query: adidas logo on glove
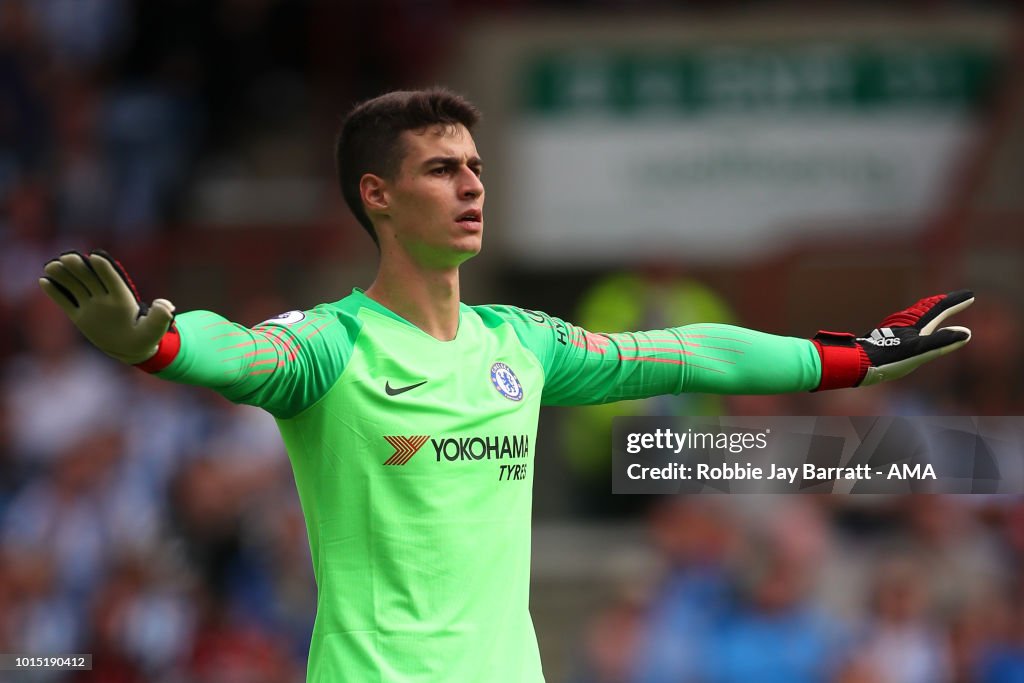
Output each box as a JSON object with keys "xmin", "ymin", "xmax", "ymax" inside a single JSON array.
[{"xmin": 859, "ymin": 328, "xmax": 901, "ymax": 347}]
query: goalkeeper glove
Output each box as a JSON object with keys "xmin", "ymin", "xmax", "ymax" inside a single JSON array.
[
  {"xmin": 39, "ymin": 250, "xmax": 178, "ymax": 367},
  {"xmin": 813, "ymin": 290, "xmax": 973, "ymax": 390}
]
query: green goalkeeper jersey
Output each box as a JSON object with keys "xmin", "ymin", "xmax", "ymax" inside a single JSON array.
[{"xmin": 157, "ymin": 289, "xmax": 821, "ymax": 682}]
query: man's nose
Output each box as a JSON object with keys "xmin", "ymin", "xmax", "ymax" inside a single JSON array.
[{"xmin": 460, "ymin": 169, "xmax": 484, "ymax": 199}]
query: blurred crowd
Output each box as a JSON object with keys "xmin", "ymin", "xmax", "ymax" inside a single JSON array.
[
  {"xmin": 2, "ymin": 0, "xmax": 1023, "ymax": 682},
  {"xmin": 0, "ymin": 297, "xmax": 315, "ymax": 682},
  {"xmin": 568, "ymin": 495, "xmax": 1024, "ymax": 683}
]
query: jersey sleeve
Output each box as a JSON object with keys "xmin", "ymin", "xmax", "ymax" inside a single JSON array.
[
  {"xmin": 485, "ymin": 305, "xmax": 822, "ymax": 406},
  {"xmin": 154, "ymin": 308, "xmax": 355, "ymax": 419}
]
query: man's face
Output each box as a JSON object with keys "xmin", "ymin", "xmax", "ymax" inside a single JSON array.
[{"xmin": 377, "ymin": 123, "xmax": 484, "ymax": 268}]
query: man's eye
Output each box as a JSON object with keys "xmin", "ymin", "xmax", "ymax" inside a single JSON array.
[{"xmin": 431, "ymin": 167, "xmax": 449, "ymax": 176}]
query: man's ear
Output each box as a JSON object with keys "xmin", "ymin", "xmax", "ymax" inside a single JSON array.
[{"xmin": 360, "ymin": 173, "xmax": 389, "ymax": 214}]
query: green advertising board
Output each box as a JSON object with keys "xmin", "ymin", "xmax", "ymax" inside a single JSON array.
[{"xmin": 502, "ymin": 41, "xmax": 1004, "ymax": 264}]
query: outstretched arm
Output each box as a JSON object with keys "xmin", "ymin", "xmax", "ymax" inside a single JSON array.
[
  {"xmin": 487, "ymin": 292, "xmax": 972, "ymax": 406},
  {"xmin": 39, "ymin": 251, "xmax": 347, "ymax": 419}
]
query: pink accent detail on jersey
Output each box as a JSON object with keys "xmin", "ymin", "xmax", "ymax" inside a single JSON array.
[
  {"xmin": 219, "ymin": 340, "xmax": 261, "ymax": 351},
  {"xmin": 566, "ymin": 329, "xmax": 747, "ymax": 369},
  {"xmin": 242, "ymin": 347, "xmax": 276, "ymax": 358},
  {"xmin": 221, "ymin": 362, "xmax": 281, "ymax": 375},
  {"xmin": 612, "ymin": 336, "xmax": 681, "ymax": 343},
  {"xmin": 616, "ymin": 345, "xmax": 736, "ymax": 365},
  {"xmin": 628, "ymin": 343, "xmax": 743, "ymax": 354},
  {"xmin": 248, "ymin": 364, "xmax": 284, "ymax": 376},
  {"xmin": 294, "ymin": 318, "xmax": 314, "ymax": 330},
  {"xmin": 683, "ymin": 334, "xmax": 752, "ymax": 344},
  {"xmin": 617, "ymin": 353, "xmax": 688, "ymax": 364},
  {"xmin": 305, "ymin": 323, "xmax": 330, "ymax": 339},
  {"xmin": 609, "ymin": 333, "xmax": 744, "ymax": 360},
  {"xmin": 684, "ymin": 344, "xmax": 744, "ymax": 353},
  {"xmin": 260, "ymin": 327, "xmax": 298, "ymax": 361},
  {"xmin": 262, "ymin": 327, "xmax": 294, "ymax": 352},
  {"xmin": 568, "ymin": 329, "xmax": 613, "ymax": 353},
  {"xmin": 616, "ymin": 355, "xmax": 727, "ymax": 373},
  {"xmin": 619, "ymin": 346, "xmax": 739, "ymax": 362},
  {"xmin": 613, "ymin": 335, "xmax": 746, "ymax": 351}
]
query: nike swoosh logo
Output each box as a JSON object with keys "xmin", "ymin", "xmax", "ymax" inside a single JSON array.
[{"xmin": 385, "ymin": 380, "xmax": 428, "ymax": 396}]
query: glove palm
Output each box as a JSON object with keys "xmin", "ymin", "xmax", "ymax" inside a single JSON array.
[{"xmin": 39, "ymin": 251, "xmax": 174, "ymax": 365}]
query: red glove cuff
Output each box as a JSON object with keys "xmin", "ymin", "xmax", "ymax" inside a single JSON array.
[
  {"xmin": 811, "ymin": 331, "xmax": 871, "ymax": 391},
  {"xmin": 135, "ymin": 327, "xmax": 181, "ymax": 374}
]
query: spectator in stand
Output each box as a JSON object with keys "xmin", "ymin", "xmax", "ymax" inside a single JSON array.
[
  {"xmin": 3, "ymin": 290, "xmax": 126, "ymax": 466},
  {"xmin": 633, "ymin": 498, "xmax": 738, "ymax": 683},
  {"xmin": 893, "ymin": 496, "xmax": 1009, "ymax": 616},
  {"xmin": 703, "ymin": 500, "xmax": 853, "ymax": 683},
  {"xmin": 858, "ymin": 556, "xmax": 953, "ymax": 683},
  {"xmin": 567, "ymin": 588, "xmax": 648, "ymax": 683},
  {"xmin": 975, "ymin": 594, "xmax": 1024, "ymax": 683}
]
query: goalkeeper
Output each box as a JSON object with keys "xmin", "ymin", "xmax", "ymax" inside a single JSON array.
[{"xmin": 38, "ymin": 88, "xmax": 973, "ymax": 683}]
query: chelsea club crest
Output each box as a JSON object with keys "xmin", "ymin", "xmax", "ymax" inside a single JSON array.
[{"xmin": 490, "ymin": 362, "xmax": 523, "ymax": 402}]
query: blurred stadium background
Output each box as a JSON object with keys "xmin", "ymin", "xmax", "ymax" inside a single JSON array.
[{"xmin": 1, "ymin": 1, "xmax": 1023, "ymax": 681}]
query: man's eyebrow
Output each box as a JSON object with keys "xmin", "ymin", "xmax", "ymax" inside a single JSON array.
[{"xmin": 422, "ymin": 155, "xmax": 484, "ymax": 168}]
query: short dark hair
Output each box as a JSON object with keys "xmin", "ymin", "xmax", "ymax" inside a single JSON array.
[{"xmin": 335, "ymin": 88, "xmax": 482, "ymax": 244}]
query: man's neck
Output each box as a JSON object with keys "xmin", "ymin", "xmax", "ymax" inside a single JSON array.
[{"xmin": 365, "ymin": 253, "xmax": 462, "ymax": 341}]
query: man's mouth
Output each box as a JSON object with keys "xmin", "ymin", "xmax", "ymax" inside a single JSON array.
[{"xmin": 456, "ymin": 209, "xmax": 482, "ymax": 230}]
